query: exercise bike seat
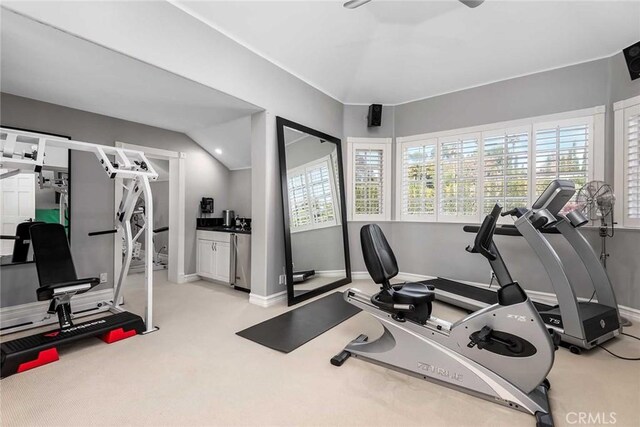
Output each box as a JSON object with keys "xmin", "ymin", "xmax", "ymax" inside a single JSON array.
[{"xmin": 393, "ymin": 283, "xmax": 435, "ymax": 305}]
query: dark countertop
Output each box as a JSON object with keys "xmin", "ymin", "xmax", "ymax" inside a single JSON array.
[{"xmin": 197, "ymin": 226, "xmax": 251, "ymax": 235}]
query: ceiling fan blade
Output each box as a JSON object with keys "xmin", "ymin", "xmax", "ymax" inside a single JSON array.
[
  {"xmin": 344, "ymin": 0, "xmax": 484, "ymax": 10},
  {"xmin": 459, "ymin": 0, "xmax": 485, "ymax": 8},
  {"xmin": 343, "ymin": 0, "xmax": 372, "ymax": 9}
]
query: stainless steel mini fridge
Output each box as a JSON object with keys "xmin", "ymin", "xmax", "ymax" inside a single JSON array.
[{"xmin": 230, "ymin": 233, "xmax": 251, "ymax": 291}]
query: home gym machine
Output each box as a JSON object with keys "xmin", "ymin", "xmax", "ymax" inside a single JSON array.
[
  {"xmin": 332, "ymin": 205, "xmax": 558, "ymax": 427},
  {"xmin": 0, "ymin": 127, "xmax": 159, "ymax": 378},
  {"xmin": 427, "ymin": 180, "xmax": 621, "ymax": 354}
]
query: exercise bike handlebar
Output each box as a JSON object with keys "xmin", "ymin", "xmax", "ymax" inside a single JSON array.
[{"xmin": 466, "ymin": 204, "xmax": 501, "ymax": 261}]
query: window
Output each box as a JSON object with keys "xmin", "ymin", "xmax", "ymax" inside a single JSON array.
[
  {"xmin": 287, "ymin": 156, "xmax": 339, "ymax": 232},
  {"xmin": 533, "ymin": 120, "xmax": 590, "ymax": 200},
  {"xmin": 614, "ymin": 96, "xmax": 640, "ymax": 228},
  {"xmin": 396, "ymin": 107, "xmax": 604, "ymax": 223},
  {"xmin": 398, "ymin": 139, "xmax": 437, "ymax": 221},
  {"xmin": 439, "ymin": 134, "xmax": 480, "ymax": 220},
  {"xmin": 482, "ymin": 128, "xmax": 529, "ymax": 213},
  {"xmin": 347, "ymin": 138, "xmax": 392, "ymax": 221}
]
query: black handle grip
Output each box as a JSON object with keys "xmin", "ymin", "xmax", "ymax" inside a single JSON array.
[
  {"xmin": 153, "ymin": 226, "xmax": 169, "ymax": 233},
  {"xmin": 0, "ymin": 235, "xmax": 19, "ymax": 240},
  {"xmin": 88, "ymin": 229, "xmax": 118, "ymax": 236},
  {"xmin": 500, "ymin": 208, "xmax": 518, "ymax": 217}
]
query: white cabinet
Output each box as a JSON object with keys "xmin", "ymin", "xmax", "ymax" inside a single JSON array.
[
  {"xmin": 196, "ymin": 238, "xmax": 215, "ymax": 278},
  {"xmin": 213, "ymin": 241, "xmax": 230, "ymax": 282},
  {"xmin": 196, "ymin": 231, "xmax": 231, "ymax": 283}
]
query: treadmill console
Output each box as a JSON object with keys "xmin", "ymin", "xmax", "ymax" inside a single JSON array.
[{"xmin": 531, "ymin": 180, "xmax": 575, "ymax": 216}]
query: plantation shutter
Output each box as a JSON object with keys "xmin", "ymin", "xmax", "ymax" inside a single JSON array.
[
  {"xmin": 306, "ymin": 162, "xmax": 336, "ymax": 226},
  {"xmin": 626, "ymin": 110, "xmax": 640, "ymax": 220},
  {"xmin": 534, "ymin": 122, "xmax": 590, "ymax": 200},
  {"xmin": 438, "ymin": 134, "xmax": 479, "ymax": 219},
  {"xmin": 400, "ymin": 140, "xmax": 437, "ymax": 220},
  {"xmin": 288, "ymin": 171, "xmax": 311, "ymax": 229},
  {"xmin": 354, "ymin": 148, "xmax": 384, "ymax": 217},
  {"xmin": 483, "ymin": 129, "xmax": 530, "ymax": 213}
]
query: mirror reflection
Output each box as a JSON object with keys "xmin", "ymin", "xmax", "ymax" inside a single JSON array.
[
  {"xmin": 0, "ymin": 131, "xmax": 70, "ymax": 266},
  {"xmin": 280, "ymin": 122, "xmax": 349, "ymax": 303}
]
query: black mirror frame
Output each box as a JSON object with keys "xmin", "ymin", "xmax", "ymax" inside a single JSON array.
[
  {"xmin": 276, "ymin": 116, "xmax": 351, "ymax": 306},
  {"xmin": 0, "ymin": 125, "xmax": 71, "ymax": 266}
]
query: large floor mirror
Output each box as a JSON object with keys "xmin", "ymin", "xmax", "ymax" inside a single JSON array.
[
  {"xmin": 277, "ymin": 117, "xmax": 350, "ymax": 305},
  {"xmin": 0, "ymin": 127, "xmax": 71, "ymax": 266}
]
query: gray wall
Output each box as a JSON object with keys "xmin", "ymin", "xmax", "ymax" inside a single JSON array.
[
  {"xmin": 286, "ymin": 135, "xmax": 337, "ymax": 169},
  {"xmin": 291, "ymin": 226, "xmax": 345, "ymax": 273},
  {"xmin": 0, "ymin": 93, "xmax": 230, "ymax": 307},
  {"xmin": 228, "ymin": 169, "xmax": 252, "ymax": 218},
  {"xmin": 343, "ymin": 105, "xmax": 395, "ymax": 139},
  {"xmin": 344, "ymin": 54, "xmax": 640, "ymax": 309},
  {"xmin": 3, "ymin": 1, "xmax": 346, "ymax": 299}
]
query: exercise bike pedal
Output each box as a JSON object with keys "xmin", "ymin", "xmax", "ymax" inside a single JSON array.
[{"xmin": 330, "ymin": 334, "xmax": 368, "ymax": 367}]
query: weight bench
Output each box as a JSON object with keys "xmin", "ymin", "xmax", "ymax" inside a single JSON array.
[
  {"xmin": 31, "ymin": 223, "xmax": 101, "ymax": 328},
  {"xmin": 0, "ymin": 223, "xmax": 146, "ymax": 378}
]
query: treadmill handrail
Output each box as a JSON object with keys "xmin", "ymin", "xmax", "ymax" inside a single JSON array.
[{"xmin": 463, "ymin": 224, "xmax": 561, "ymax": 236}]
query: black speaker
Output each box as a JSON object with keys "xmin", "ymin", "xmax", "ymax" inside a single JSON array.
[
  {"xmin": 367, "ymin": 104, "xmax": 382, "ymax": 127},
  {"xmin": 623, "ymin": 41, "xmax": 640, "ymax": 81}
]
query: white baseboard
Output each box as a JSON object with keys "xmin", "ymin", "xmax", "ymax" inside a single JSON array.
[
  {"xmin": 350, "ymin": 271, "xmax": 640, "ymax": 322},
  {"xmin": 0, "ymin": 288, "xmax": 114, "ymax": 334},
  {"xmin": 316, "ymin": 269, "xmax": 347, "ymax": 278},
  {"xmin": 179, "ymin": 273, "xmax": 201, "ymax": 283},
  {"xmin": 249, "ymin": 291, "xmax": 287, "ymax": 307},
  {"xmin": 351, "ymin": 271, "xmax": 371, "ymax": 280}
]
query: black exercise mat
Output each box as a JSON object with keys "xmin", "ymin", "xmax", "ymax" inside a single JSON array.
[{"xmin": 236, "ymin": 292, "xmax": 361, "ymax": 353}]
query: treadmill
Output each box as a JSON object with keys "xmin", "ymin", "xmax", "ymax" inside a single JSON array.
[{"xmin": 425, "ymin": 180, "xmax": 621, "ymax": 354}]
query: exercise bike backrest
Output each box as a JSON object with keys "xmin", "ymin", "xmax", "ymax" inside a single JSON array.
[
  {"xmin": 466, "ymin": 203, "xmax": 501, "ymax": 261},
  {"xmin": 360, "ymin": 224, "xmax": 398, "ymax": 290}
]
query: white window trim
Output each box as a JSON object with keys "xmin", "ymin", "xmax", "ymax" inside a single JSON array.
[
  {"xmin": 346, "ymin": 137, "xmax": 393, "ymax": 221},
  {"xmin": 614, "ymin": 95, "xmax": 640, "ymax": 229},
  {"xmin": 396, "ymin": 106, "xmax": 606, "ymax": 224},
  {"xmin": 288, "ymin": 154, "xmax": 341, "ymax": 234}
]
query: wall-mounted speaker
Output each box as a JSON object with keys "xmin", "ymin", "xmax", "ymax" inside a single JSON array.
[
  {"xmin": 367, "ymin": 104, "xmax": 382, "ymax": 127},
  {"xmin": 623, "ymin": 41, "xmax": 640, "ymax": 81}
]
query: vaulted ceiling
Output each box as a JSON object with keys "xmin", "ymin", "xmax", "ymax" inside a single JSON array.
[
  {"xmin": 0, "ymin": 9, "xmax": 260, "ymax": 170},
  {"xmin": 174, "ymin": 0, "xmax": 640, "ymax": 105}
]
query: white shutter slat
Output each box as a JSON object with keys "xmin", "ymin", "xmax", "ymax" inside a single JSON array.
[
  {"xmin": 354, "ymin": 148, "xmax": 385, "ymax": 216},
  {"xmin": 439, "ymin": 136, "xmax": 479, "ymax": 218},
  {"xmin": 627, "ymin": 113, "xmax": 640, "ymax": 219},
  {"xmin": 401, "ymin": 142, "xmax": 437, "ymax": 218},
  {"xmin": 534, "ymin": 124, "xmax": 590, "ymax": 201},
  {"xmin": 483, "ymin": 131, "xmax": 529, "ymax": 213}
]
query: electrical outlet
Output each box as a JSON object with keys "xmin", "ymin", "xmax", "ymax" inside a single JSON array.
[
  {"xmin": 100, "ymin": 273, "xmax": 108, "ymax": 283},
  {"xmin": 279, "ymin": 274, "xmax": 286, "ymax": 285}
]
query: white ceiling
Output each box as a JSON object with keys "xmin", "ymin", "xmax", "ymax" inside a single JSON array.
[
  {"xmin": 0, "ymin": 10, "xmax": 260, "ymax": 169},
  {"xmin": 174, "ymin": 0, "xmax": 640, "ymax": 105}
]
